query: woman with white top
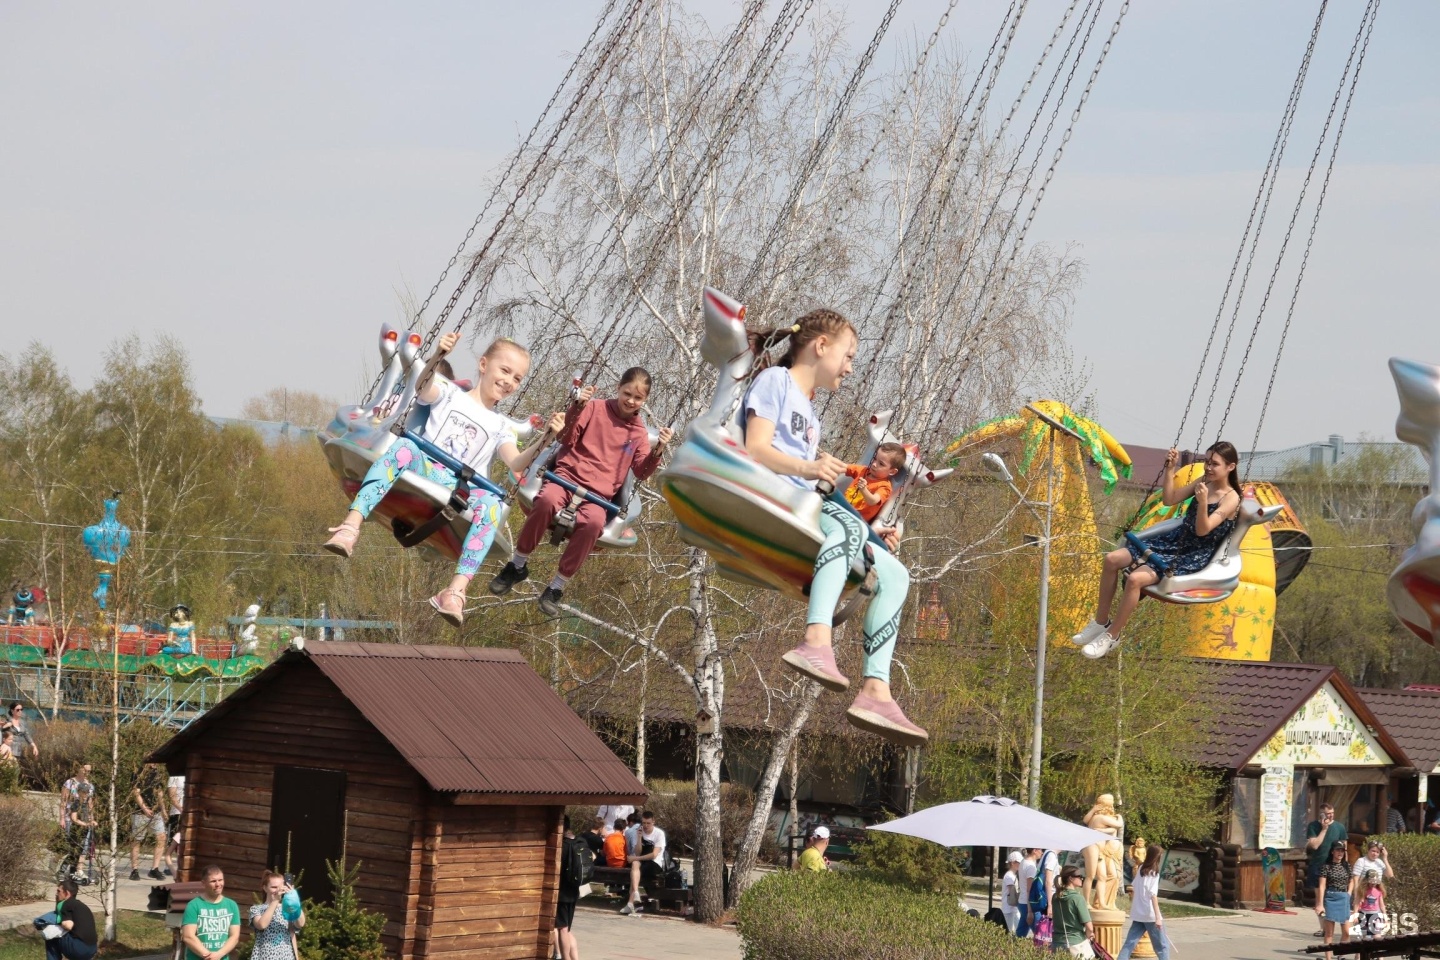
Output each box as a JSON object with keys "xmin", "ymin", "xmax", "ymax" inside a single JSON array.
[
  {"xmin": 1117, "ymin": 844, "xmax": 1169, "ymax": 960},
  {"xmin": 1000, "ymin": 851, "xmax": 1023, "ymax": 934}
]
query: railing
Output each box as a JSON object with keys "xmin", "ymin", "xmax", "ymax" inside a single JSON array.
[{"xmin": 0, "ymin": 661, "xmax": 241, "ymax": 728}]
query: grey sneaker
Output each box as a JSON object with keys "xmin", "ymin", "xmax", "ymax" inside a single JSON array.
[{"xmin": 538, "ymin": 587, "xmax": 564, "ymax": 616}]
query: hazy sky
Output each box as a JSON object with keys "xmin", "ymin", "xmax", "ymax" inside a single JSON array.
[{"xmin": 2, "ymin": 1, "xmax": 1437, "ymax": 450}]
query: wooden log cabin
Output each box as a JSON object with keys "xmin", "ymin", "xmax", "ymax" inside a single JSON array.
[{"xmin": 150, "ymin": 642, "xmax": 646, "ymax": 960}]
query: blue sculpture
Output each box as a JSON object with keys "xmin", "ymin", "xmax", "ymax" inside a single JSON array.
[{"xmin": 82, "ymin": 496, "xmax": 130, "ymax": 611}]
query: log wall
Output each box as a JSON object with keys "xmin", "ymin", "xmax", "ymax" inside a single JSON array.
[{"xmin": 178, "ymin": 660, "xmax": 425, "ymax": 956}]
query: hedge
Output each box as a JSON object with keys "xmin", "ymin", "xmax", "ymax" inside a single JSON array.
[
  {"xmin": 737, "ymin": 870, "xmax": 1039, "ymax": 960},
  {"xmin": 1369, "ymin": 834, "xmax": 1440, "ymax": 932}
]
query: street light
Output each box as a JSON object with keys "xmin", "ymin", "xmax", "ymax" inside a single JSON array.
[{"xmin": 983, "ymin": 405, "xmax": 1082, "ymax": 809}]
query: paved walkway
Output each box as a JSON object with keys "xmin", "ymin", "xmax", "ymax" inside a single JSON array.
[{"xmin": 567, "ymin": 898, "xmax": 1328, "ymax": 960}]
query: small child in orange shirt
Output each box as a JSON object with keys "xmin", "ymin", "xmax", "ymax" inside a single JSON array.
[
  {"xmin": 603, "ymin": 820, "xmax": 628, "ymax": 868},
  {"xmin": 843, "ymin": 441, "xmax": 907, "ymax": 522}
]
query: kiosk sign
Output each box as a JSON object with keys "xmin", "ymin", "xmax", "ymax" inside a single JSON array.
[{"xmin": 1252, "ymin": 683, "xmax": 1390, "ymax": 767}]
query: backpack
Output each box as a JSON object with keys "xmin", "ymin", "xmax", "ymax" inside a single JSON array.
[
  {"xmin": 1028, "ymin": 852, "xmax": 1053, "ymax": 912},
  {"xmin": 562, "ymin": 836, "xmax": 595, "ymax": 888}
]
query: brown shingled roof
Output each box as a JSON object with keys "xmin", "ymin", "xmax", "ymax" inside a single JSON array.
[
  {"xmin": 154, "ymin": 643, "xmax": 647, "ymax": 802},
  {"xmin": 1358, "ymin": 687, "xmax": 1440, "ymax": 775},
  {"xmin": 1191, "ymin": 660, "xmax": 1409, "ymax": 771}
]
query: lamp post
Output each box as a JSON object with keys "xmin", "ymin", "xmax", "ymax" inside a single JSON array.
[
  {"xmin": 982, "ymin": 406, "xmax": 1082, "ymax": 809},
  {"xmin": 83, "ymin": 493, "xmax": 130, "ymax": 942}
]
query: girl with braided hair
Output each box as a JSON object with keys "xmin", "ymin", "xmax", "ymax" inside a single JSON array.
[{"xmin": 740, "ymin": 309, "xmax": 926, "ymax": 746}]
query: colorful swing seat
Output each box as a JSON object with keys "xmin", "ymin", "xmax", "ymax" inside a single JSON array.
[
  {"xmin": 659, "ymin": 287, "xmax": 952, "ymax": 601},
  {"xmin": 319, "ymin": 324, "xmax": 535, "ymax": 562}
]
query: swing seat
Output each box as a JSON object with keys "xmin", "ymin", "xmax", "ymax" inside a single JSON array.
[
  {"xmin": 319, "ymin": 325, "xmax": 535, "ymax": 563},
  {"xmin": 1386, "ymin": 356, "xmax": 1440, "ymax": 646},
  {"xmin": 513, "ymin": 430, "xmax": 656, "ymax": 551},
  {"xmin": 658, "ymin": 287, "xmax": 953, "ymax": 601},
  {"xmin": 1128, "ymin": 496, "xmax": 1283, "ymax": 605}
]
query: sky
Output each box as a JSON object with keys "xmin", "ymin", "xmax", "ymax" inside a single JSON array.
[{"xmin": 2, "ymin": 1, "xmax": 1437, "ymax": 451}]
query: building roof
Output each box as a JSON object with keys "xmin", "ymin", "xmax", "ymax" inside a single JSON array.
[
  {"xmin": 1238, "ymin": 437, "xmax": 1427, "ymax": 483},
  {"xmin": 1358, "ymin": 687, "xmax": 1440, "ymax": 775},
  {"xmin": 153, "ymin": 642, "xmax": 647, "ymax": 801},
  {"xmin": 1191, "ymin": 660, "xmax": 1408, "ymax": 771}
]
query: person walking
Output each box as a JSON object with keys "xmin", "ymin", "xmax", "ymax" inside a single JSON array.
[
  {"xmin": 1304, "ymin": 804, "xmax": 1347, "ymax": 930},
  {"xmin": 1315, "ymin": 841, "xmax": 1354, "ymax": 960},
  {"xmin": 1117, "ymin": 844, "xmax": 1169, "ymax": 960},
  {"xmin": 1016, "ymin": 848, "xmax": 1039, "ymax": 937},
  {"xmin": 1052, "ymin": 866, "xmax": 1096, "ymax": 958},
  {"xmin": 46, "ymin": 879, "xmax": 97, "ymax": 960},
  {"xmin": 1000, "ymin": 852, "xmax": 1023, "ymax": 935},
  {"xmin": 129, "ymin": 763, "xmax": 168, "ymax": 880},
  {"xmin": 250, "ymin": 871, "xmax": 305, "ymax": 960},
  {"xmin": 553, "ymin": 816, "xmax": 583, "ymax": 960}
]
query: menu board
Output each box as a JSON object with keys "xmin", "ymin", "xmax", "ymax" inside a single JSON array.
[{"xmin": 1258, "ymin": 765, "xmax": 1294, "ymax": 849}]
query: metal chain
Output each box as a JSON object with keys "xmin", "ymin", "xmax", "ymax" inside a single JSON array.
[
  {"xmin": 738, "ymin": 0, "xmax": 906, "ymax": 294},
  {"xmin": 928, "ymin": 0, "xmax": 1129, "ymax": 440},
  {"xmin": 1240, "ymin": 0, "xmax": 1380, "ymax": 467},
  {"xmin": 360, "ymin": 0, "xmax": 629, "ymax": 405},
  {"xmin": 1193, "ymin": 0, "xmax": 1329, "ymax": 448}
]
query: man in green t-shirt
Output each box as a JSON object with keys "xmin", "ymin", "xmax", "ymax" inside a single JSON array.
[
  {"xmin": 794, "ymin": 825, "xmax": 829, "ymax": 872},
  {"xmin": 181, "ymin": 866, "xmax": 240, "ymax": 960}
]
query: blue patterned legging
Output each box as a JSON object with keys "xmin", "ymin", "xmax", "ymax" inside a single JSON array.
[
  {"xmin": 350, "ymin": 438, "xmax": 503, "ymax": 579},
  {"xmin": 806, "ymin": 497, "xmax": 910, "ymax": 684}
]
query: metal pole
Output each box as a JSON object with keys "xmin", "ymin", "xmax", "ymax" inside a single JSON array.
[{"xmin": 1027, "ymin": 430, "xmax": 1056, "ymax": 809}]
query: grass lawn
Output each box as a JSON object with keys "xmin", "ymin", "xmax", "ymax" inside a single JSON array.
[{"xmin": 0, "ymin": 910, "xmax": 171, "ymax": 960}]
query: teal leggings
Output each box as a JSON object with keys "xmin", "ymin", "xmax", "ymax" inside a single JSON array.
[{"xmin": 806, "ymin": 498, "xmax": 909, "ymax": 684}]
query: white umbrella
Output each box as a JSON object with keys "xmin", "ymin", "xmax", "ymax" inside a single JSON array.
[{"xmin": 869, "ymin": 795, "xmax": 1112, "ymax": 851}]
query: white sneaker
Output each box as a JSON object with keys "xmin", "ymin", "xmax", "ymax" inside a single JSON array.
[
  {"xmin": 1081, "ymin": 632, "xmax": 1119, "ymax": 659},
  {"xmin": 1072, "ymin": 619, "xmax": 1110, "ymax": 645},
  {"xmin": 619, "ymin": 902, "xmax": 635, "ymax": 916}
]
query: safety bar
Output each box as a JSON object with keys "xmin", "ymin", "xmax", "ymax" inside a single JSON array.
[
  {"xmin": 400, "ymin": 431, "xmax": 508, "ymax": 499},
  {"xmin": 544, "ymin": 471, "xmax": 621, "ymax": 519}
]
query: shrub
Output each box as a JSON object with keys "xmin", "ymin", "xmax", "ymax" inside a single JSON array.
[
  {"xmin": 0, "ymin": 794, "xmax": 48, "ymax": 903},
  {"xmin": 20, "ymin": 718, "xmax": 103, "ymax": 792},
  {"xmin": 0, "ymin": 760, "xmax": 20, "ymax": 796},
  {"xmin": 853, "ymin": 825, "xmax": 966, "ymax": 896},
  {"xmin": 1371, "ymin": 834, "xmax": 1440, "ymax": 932},
  {"xmin": 737, "ymin": 870, "xmax": 1038, "ymax": 960},
  {"xmin": 297, "ymin": 858, "xmax": 386, "ymax": 960}
]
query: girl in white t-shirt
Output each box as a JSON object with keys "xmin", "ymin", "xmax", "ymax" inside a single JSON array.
[
  {"xmin": 324, "ymin": 332, "xmax": 555, "ymax": 625},
  {"xmin": 1000, "ymin": 851, "xmax": 1024, "ymax": 934},
  {"xmin": 741, "ymin": 309, "xmax": 924, "ymax": 747},
  {"xmin": 1117, "ymin": 844, "xmax": 1169, "ymax": 960}
]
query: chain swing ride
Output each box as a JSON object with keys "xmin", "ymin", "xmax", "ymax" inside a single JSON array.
[{"xmin": 318, "ymin": 0, "xmax": 1391, "ymax": 652}]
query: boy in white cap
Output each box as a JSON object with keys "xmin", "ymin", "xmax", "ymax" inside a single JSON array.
[
  {"xmin": 795, "ymin": 826, "xmax": 830, "ymax": 872},
  {"xmin": 1001, "ymin": 851, "xmax": 1024, "ymax": 934}
]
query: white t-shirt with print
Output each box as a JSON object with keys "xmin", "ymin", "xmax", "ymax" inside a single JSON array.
[
  {"xmin": 421, "ymin": 378, "xmax": 517, "ymax": 474},
  {"xmin": 742, "ymin": 367, "xmax": 819, "ymax": 489}
]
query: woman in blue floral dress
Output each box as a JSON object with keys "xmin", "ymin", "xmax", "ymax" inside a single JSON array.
[
  {"xmin": 1075, "ymin": 441, "xmax": 1244, "ymax": 659},
  {"xmin": 250, "ymin": 871, "xmax": 305, "ymax": 960}
]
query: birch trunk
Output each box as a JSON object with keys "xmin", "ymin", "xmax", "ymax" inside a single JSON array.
[
  {"xmin": 688, "ymin": 552, "xmax": 726, "ymax": 922},
  {"xmin": 727, "ymin": 679, "xmax": 821, "ymax": 906}
]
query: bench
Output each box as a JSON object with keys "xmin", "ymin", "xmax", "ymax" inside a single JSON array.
[
  {"xmin": 1303, "ymin": 931, "xmax": 1440, "ymax": 959},
  {"xmin": 147, "ymin": 882, "xmax": 206, "ymax": 960},
  {"xmin": 587, "ymin": 865, "xmax": 693, "ymax": 917}
]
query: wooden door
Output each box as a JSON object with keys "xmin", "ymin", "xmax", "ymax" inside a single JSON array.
[{"xmin": 267, "ymin": 766, "xmax": 346, "ymax": 904}]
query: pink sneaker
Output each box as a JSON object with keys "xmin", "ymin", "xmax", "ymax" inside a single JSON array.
[
  {"xmin": 429, "ymin": 589, "xmax": 466, "ymax": 627},
  {"xmin": 781, "ymin": 643, "xmax": 850, "ymax": 691},
  {"xmin": 846, "ymin": 693, "xmax": 928, "ymax": 746},
  {"xmin": 322, "ymin": 523, "xmax": 361, "ymax": 558}
]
